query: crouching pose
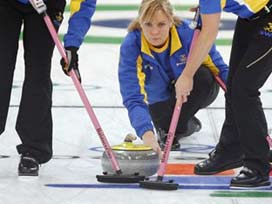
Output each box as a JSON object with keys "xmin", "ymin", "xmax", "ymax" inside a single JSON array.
[{"xmin": 118, "ymin": 0, "xmax": 228, "ymax": 154}]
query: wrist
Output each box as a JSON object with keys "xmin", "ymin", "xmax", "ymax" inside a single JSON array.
[
  {"xmin": 182, "ymin": 68, "xmax": 195, "ymax": 78},
  {"xmin": 142, "ymin": 130, "xmax": 155, "ymax": 141}
]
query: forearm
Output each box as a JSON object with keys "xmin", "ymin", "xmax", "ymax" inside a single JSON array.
[{"xmin": 183, "ymin": 13, "xmax": 220, "ymax": 78}]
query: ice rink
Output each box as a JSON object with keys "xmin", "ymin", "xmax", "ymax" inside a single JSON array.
[{"xmin": 1, "ymin": 0, "xmax": 272, "ymax": 203}]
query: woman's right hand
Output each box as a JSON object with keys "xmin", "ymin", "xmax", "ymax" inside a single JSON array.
[
  {"xmin": 142, "ymin": 131, "xmax": 162, "ymax": 158},
  {"xmin": 175, "ymin": 72, "xmax": 194, "ymax": 106}
]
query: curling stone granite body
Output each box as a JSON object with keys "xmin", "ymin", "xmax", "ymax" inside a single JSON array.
[{"xmin": 101, "ymin": 142, "xmax": 160, "ymax": 176}]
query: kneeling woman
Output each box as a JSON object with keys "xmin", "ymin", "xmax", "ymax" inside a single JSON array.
[{"xmin": 118, "ymin": 0, "xmax": 228, "ymax": 154}]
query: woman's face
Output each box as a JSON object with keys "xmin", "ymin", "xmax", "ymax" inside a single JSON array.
[{"xmin": 141, "ymin": 9, "xmax": 172, "ymax": 47}]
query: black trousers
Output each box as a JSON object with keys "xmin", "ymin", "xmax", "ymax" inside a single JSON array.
[
  {"xmin": 149, "ymin": 66, "xmax": 219, "ymax": 134},
  {"xmin": 216, "ymin": 15, "xmax": 272, "ymax": 175},
  {"xmin": 0, "ymin": 0, "xmax": 65, "ymax": 163}
]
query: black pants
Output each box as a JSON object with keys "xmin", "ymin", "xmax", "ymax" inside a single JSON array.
[
  {"xmin": 216, "ymin": 15, "xmax": 272, "ymax": 175},
  {"xmin": 0, "ymin": 0, "xmax": 65, "ymax": 163},
  {"xmin": 149, "ymin": 66, "xmax": 219, "ymax": 134}
]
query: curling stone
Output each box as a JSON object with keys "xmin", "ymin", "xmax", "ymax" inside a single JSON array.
[{"xmin": 101, "ymin": 134, "xmax": 160, "ymax": 177}]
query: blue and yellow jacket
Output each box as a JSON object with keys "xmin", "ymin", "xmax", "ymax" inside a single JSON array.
[
  {"xmin": 118, "ymin": 21, "xmax": 228, "ymax": 138},
  {"xmin": 200, "ymin": 0, "xmax": 269, "ymax": 18},
  {"xmin": 17, "ymin": 0, "xmax": 96, "ymax": 48},
  {"xmin": 64, "ymin": 0, "xmax": 96, "ymax": 48}
]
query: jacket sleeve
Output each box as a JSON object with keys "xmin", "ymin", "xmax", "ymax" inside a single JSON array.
[
  {"xmin": 118, "ymin": 33, "xmax": 154, "ymax": 138},
  {"xmin": 64, "ymin": 0, "xmax": 96, "ymax": 48},
  {"xmin": 203, "ymin": 44, "xmax": 229, "ymax": 84}
]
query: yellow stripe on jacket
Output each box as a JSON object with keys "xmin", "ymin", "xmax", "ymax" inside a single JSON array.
[
  {"xmin": 221, "ymin": 0, "xmax": 269, "ymax": 13},
  {"xmin": 70, "ymin": 0, "xmax": 84, "ymax": 16},
  {"xmin": 136, "ymin": 56, "xmax": 147, "ymax": 102},
  {"xmin": 203, "ymin": 55, "xmax": 220, "ymax": 76},
  {"xmin": 244, "ymin": 0, "xmax": 269, "ymax": 13}
]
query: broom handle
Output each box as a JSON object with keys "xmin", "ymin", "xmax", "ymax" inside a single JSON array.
[
  {"xmin": 157, "ymin": 103, "xmax": 182, "ymax": 177},
  {"xmin": 42, "ymin": 13, "xmax": 122, "ymax": 173}
]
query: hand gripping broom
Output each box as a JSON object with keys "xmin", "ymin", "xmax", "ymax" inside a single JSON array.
[
  {"xmin": 139, "ymin": 102, "xmax": 182, "ymax": 190},
  {"xmin": 188, "ymin": 7, "xmax": 272, "ymax": 148},
  {"xmin": 188, "ymin": 6, "xmax": 272, "ymax": 156},
  {"xmin": 138, "ymin": 7, "xmax": 202, "ymax": 192}
]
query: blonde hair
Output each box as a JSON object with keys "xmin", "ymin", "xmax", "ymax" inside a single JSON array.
[{"xmin": 128, "ymin": 0, "xmax": 182, "ymax": 32}]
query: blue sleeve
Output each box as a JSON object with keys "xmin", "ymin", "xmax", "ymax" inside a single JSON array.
[
  {"xmin": 219, "ymin": 68, "xmax": 228, "ymax": 84},
  {"xmin": 118, "ymin": 33, "xmax": 154, "ymax": 138},
  {"xmin": 64, "ymin": 0, "xmax": 96, "ymax": 48},
  {"xmin": 199, "ymin": 0, "xmax": 222, "ymax": 14}
]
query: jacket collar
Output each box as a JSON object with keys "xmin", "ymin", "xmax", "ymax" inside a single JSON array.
[
  {"xmin": 141, "ymin": 26, "xmax": 182, "ymax": 57},
  {"xmin": 170, "ymin": 26, "xmax": 182, "ymax": 56}
]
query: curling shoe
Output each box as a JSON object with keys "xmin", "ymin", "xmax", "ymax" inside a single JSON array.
[
  {"xmin": 230, "ymin": 167, "xmax": 271, "ymax": 189},
  {"xmin": 159, "ymin": 138, "xmax": 181, "ymax": 151},
  {"xmin": 194, "ymin": 149, "xmax": 243, "ymax": 175},
  {"xmin": 18, "ymin": 153, "xmax": 39, "ymax": 176},
  {"xmin": 157, "ymin": 116, "xmax": 202, "ymax": 151},
  {"xmin": 176, "ymin": 116, "xmax": 202, "ymax": 139},
  {"xmin": 157, "ymin": 129, "xmax": 180, "ymax": 151}
]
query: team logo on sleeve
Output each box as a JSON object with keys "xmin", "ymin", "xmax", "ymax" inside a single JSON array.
[
  {"xmin": 260, "ymin": 22, "xmax": 272, "ymax": 38},
  {"xmin": 264, "ymin": 22, "xmax": 272, "ymax": 32},
  {"xmin": 176, "ymin": 54, "xmax": 187, "ymax": 66}
]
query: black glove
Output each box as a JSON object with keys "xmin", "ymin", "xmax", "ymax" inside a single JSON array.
[{"xmin": 60, "ymin": 46, "xmax": 81, "ymax": 82}]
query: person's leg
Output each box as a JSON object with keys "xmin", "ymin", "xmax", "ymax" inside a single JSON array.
[
  {"xmin": 16, "ymin": 3, "xmax": 65, "ymax": 176},
  {"xmin": 229, "ymin": 16, "xmax": 272, "ymax": 188},
  {"xmin": 0, "ymin": 1, "xmax": 22, "ymax": 135},
  {"xmin": 214, "ymin": 18, "xmax": 253, "ymax": 156},
  {"xmin": 195, "ymin": 16, "xmax": 272, "ymax": 184},
  {"xmin": 149, "ymin": 66, "xmax": 218, "ymax": 149},
  {"xmin": 194, "ymin": 17, "xmax": 252, "ymax": 175},
  {"xmin": 16, "ymin": 10, "xmax": 55, "ymax": 165}
]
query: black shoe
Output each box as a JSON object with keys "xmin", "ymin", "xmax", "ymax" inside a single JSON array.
[
  {"xmin": 159, "ymin": 139, "xmax": 181, "ymax": 151},
  {"xmin": 18, "ymin": 154, "xmax": 39, "ymax": 176},
  {"xmin": 176, "ymin": 116, "xmax": 202, "ymax": 139},
  {"xmin": 157, "ymin": 129, "xmax": 180, "ymax": 151},
  {"xmin": 230, "ymin": 167, "xmax": 271, "ymax": 189},
  {"xmin": 194, "ymin": 149, "xmax": 243, "ymax": 175}
]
